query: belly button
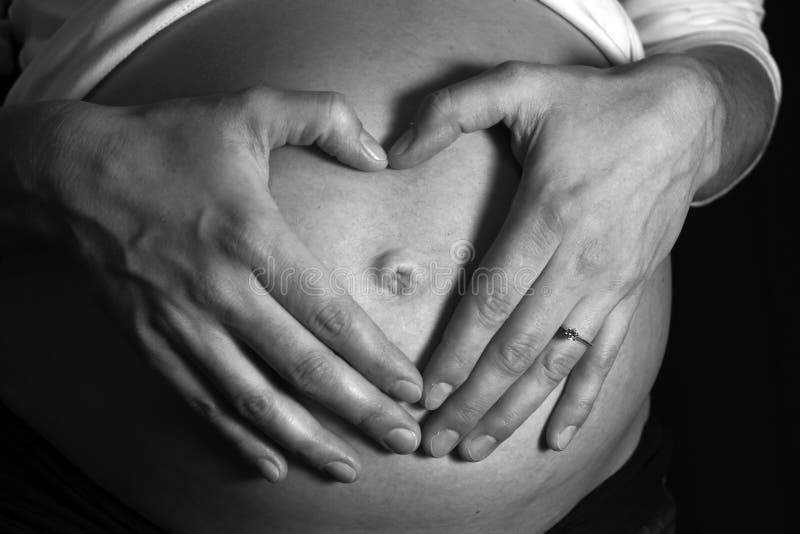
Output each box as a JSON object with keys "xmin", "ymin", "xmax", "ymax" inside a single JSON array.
[{"xmin": 369, "ymin": 248, "xmax": 429, "ymax": 298}]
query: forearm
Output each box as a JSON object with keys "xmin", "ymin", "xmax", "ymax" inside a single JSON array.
[
  {"xmin": 680, "ymin": 45, "xmax": 776, "ymax": 204},
  {"xmin": 0, "ymin": 101, "xmax": 78, "ymax": 250}
]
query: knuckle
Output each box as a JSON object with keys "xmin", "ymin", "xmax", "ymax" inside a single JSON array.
[
  {"xmin": 234, "ymin": 391, "xmax": 277, "ymax": 423},
  {"xmin": 238, "ymin": 86, "xmax": 278, "ymax": 138},
  {"xmin": 572, "ymin": 238, "xmax": 610, "ymax": 278},
  {"xmin": 130, "ymin": 304, "xmax": 153, "ymax": 337},
  {"xmin": 619, "ymin": 261, "xmax": 649, "ymax": 290},
  {"xmin": 308, "ymin": 300, "xmax": 353, "ymax": 343},
  {"xmin": 188, "ymin": 396, "xmax": 219, "ymax": 422},
  {"xmin": 292, "ymin": 437, "xmax": 328, "ymax": 464},
  {"xmin": 133, "ymin": 322, "xmax": 165, "ymax": 366},
  {"xmin": 227, "ymin": 217, "xmax": 274, "ymax": 266},
  {"xmin": 242, "ymin": 84, "xmax": 273, "ymax": 108},
  {"xmin": 604, "ymin": 272, "xmax": 637, "ymax": 293},
  {"xmin": 452, "ymin": 398, "xmax": 487, "ymax": 427},
  {"xmin": 538, "ymin": 202, "xmax": 567, "ymax": 237},
  {"xmin": 495, "ymin": 336, "xmax": 541, "ymax": 376},
  {"xmin": 487, "ymin": 409, "xmax": 524, "ymax": 440},
  {"xmin": 437, "ymin": 330, "xmax": 473, "ymax": 365},
  {"xmin": 588, "ymin": 345, "xmax": 620, "ymax": 375},
  {"xmin": 496, "ymin": 60, "xmax": 531, "ymax": 84},
  {"xmin": 425, "ymin": 87, "xmax": 456, "ymax": 119},
  {"xmin": 322, "ymin": 91, "xmax": 355, "ymax": 127},
  {"xmin": 447, "ymin": 349, "xmax": 477, "ymax": 376},
  {"xmin": 570, "ymin": 394, "xmax": 596, "ymax": 416},
  {"xmin": 539, "ymin": 349, "xmax": 576, "ymax": 384},
  {"xmin": 473, "ymin": 289, "xmax": 516, "ymax": 329},
  {"xmin": 190, "ymin": 272, "xmax": 240, "ymax": 325},
  {"xmin": 212, "ymin": 289, "xmax": 241, "ymax": 326},
  {"xmin": 616, "ymin": 254, "xmax": 643, "ymax": 276},
  {"xmin": 354, "ymin": 403, "xmax": 389, "ymax": 431},
  {"xmin": 215, "ymin": 208, "xmax": 260, "ymax": 259},
  {"xmin": 433, "ymin": 337, "xmax": 478, "ymax": 383},
  {"xmin": 141, "ymin": 348, "xmax": 178, "ymax": 378},
  {"xmin": 286, "ymin": 352, "xmax": 336, "ymax": 397},
  {"xmin": 185, "ymin": 267, "xmax": 217, "ymax": 308}
]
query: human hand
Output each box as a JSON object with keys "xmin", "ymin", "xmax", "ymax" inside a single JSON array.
[
  {"xmin": 22, "ymin": 86, "xmax": 423, "ymax": 482},
  {"xmin": 388, "ymin": 56, "xmax": 724, "ymax": 459}
]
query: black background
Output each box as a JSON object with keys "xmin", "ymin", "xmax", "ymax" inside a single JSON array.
[{"xmin": 654, "ymin": 4, "xmax": 794, "ymax": 531}]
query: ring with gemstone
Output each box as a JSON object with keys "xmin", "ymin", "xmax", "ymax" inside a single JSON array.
[{"xmin": 558, "ymin": 326, "xmax": 593, "ymax": 348}]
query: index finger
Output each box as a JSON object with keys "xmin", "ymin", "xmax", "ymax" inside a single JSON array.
[{"xmin": 387, "ymin": 61, "xmax": 551, "ymax": 169}]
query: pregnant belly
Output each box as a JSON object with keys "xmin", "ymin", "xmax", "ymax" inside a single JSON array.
[{"xmin": 0, "ymin": 1, "xmax": 671, "ymax": 533}]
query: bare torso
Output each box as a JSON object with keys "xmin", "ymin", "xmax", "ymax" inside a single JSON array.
[{"xmin": 0, "ymin": 1, "xmax": 671, "ymax": 532}]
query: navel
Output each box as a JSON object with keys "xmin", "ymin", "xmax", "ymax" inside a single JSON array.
[{"xmin": 368, "ymin": 248, "xmax": 430, "ymax": 298}]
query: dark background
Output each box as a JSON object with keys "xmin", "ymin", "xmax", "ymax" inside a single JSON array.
[{"xmin": 653, "ymin": 4, "xmax": 793, "ymax": 531}]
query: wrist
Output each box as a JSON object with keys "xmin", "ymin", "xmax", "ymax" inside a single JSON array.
[
  {"xmin": 665, "ymin": 52, "xmax": 728, "ymax": 197},
  {"xmin": 2, "ymin": 101, "xmax": 89, "ymax": 204},
  {"xmin": 679, "ymin": 46, "xmax": 776, "ymax": 203},
  {"xmin": 619, "ymin": 52, "xmax": 726, "ymax": 197},
  {"xmin": 0, "ymin": 100, "xmax": 104, "ymax": 244}
]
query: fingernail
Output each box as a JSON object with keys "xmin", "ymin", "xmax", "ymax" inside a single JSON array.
[
  {"xmin": 257, "ymin": 458, "xmax": 282, "ymax": 482},
  {"xmin": 465, "ymin": 435, "xmax": 497, "ymax": 462},
  {"xmin": 429, "ymin": 428, "xmax": 460, "ymax": 458},
  {"xmin": 556, "ymin": 425, "xmax": 577, "ymax": 451},
  {"xmin": 359, "ymin": 131, "xmax": 387, "ymax": 162},
  {"xmin": 388, "ymin": 129, "xmax": 414, "ymax": 157},
  {"xmin": 382, "ymin": 428, "xmax": 420, "ymax": 454},
  {"xmin": 389, "ymin": 380, "xmax": 422, "ymax": 404},
  {"xmin": 425, "ymin": 382, "xmax": 452, "ymax": 410},
  {"xmin": 323, "ymin": 461, "xmax": 358, "ymax": 483}
]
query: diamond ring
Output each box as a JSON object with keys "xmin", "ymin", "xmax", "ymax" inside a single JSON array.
[{"xmin": 558, "ymin": 326, "xmax": 593, "ymax": 348}]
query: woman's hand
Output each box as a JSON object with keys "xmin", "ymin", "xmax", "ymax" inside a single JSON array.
[
  {"xmin": 388, "ymin": 56, "xmax": 725, "ymax": 459},
  {"xmin": 8, "ymin": 86, "xmax": 423, "ymax": 482}
]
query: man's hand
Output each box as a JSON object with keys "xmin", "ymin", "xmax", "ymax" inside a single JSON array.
[
  {"xmin": 6, "ymin": 86, "xmax": 423, "ymax": 482},
  {"xmin": 388, "ymin": 55, "xmax": 728, "ymax": 460}
]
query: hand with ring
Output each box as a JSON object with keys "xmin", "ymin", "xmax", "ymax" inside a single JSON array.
[{"xmin": 388, "ymin": 56, "xmax": 725, "ymax": 460}]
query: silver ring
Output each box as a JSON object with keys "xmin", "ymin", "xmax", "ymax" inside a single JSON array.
[{"xmin": 558, "ymin": 326, "xmax": 593, "ymax": 348}]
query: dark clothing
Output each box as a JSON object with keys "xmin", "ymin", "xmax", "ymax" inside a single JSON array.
[
  {"xmin": 0, "ymin": 402, "xmax": 161, "ymax": 534},
  {"xmin": 548, "ymin": 415, "xmax": 675, "ymax": 534}
]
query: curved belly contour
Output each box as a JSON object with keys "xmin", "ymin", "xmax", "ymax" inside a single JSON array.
[{"xmin": 0, "ymin": 1, "xmax": 671, "ymax": 533}]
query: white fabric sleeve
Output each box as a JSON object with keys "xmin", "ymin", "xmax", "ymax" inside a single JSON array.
[
  {"xmin": 4, "ymin": 0, "xmax": 216, "ymax": 105},
  {"xmin": 621, "ymin": 0, "xmax": 781, "ymax": 206}
]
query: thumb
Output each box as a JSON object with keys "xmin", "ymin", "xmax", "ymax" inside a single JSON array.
[
  {"xmin": 242, "ymin": 86, "xmax": 387, "ymax": 172},
  {"xmin": 387, "ymin": 61, "xmax": 549, "ymax": 170}
]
